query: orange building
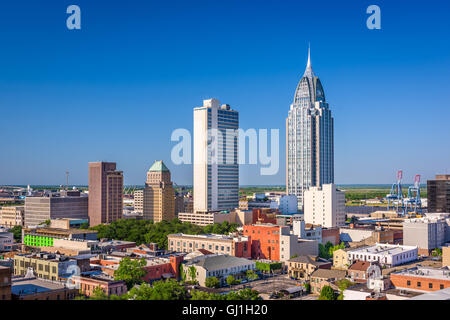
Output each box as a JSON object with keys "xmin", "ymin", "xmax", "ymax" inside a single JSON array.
[
  {"xmin": 243, "ymin": 224, "xmax": 282, "ymax": 261},
  {"xmin": 390, "ymin": 266, "xmax": 450, "ymax": 292}
]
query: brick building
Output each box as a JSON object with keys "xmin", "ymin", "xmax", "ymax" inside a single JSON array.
[
  {"xmin": 390, "ymin": 266, "xmax": 450, "ymax": 292},
  {"xmin": 243, "ymin": 224, "xmax": 318, "ymax": 262},
  {"xmin": 70, "ymin": 274, "xmax": 127, "ymax": 297}
]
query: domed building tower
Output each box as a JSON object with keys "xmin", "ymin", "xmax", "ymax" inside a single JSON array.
[
  {"xmin": 143, "ymin": 160, "xmax": 175, "ymax": 222},
  {"xmin": 286, "ymin": 46, "xmax": 334, "ymax": 210}
]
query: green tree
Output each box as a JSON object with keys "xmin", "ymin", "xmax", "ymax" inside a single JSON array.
[
  {"xmin": 318, "ymin": 285, "xmax": 337, "ymax": 300},
  {"xmin": 246, "ymin": 270, "xmax": 259, "ymax": 280},
  {"xmin": 329, "ymin": 242, "xmax": 346, "ymax": 257},
  {"xmin": 432, "ymin": 248, "xmax": 442, "ymax": 256},
  {"xmin": 114, "ymin": 257, "xmax": 147, "ymax": 290},
  {"xmin": 79, "ymin": 222, "xmax": 89, "ymax": 229},
  {"xmin": 226, "ymin": 275, "xmax": 236, "ymax": 286},
  {"xmin": 205, "ymin": 276, "xmax": 220, "ymax": 288},
  {"xmin": 125, "ymin": 280, "xmax": 188, "ymax": 300},
  {"xmin": 90, "ymin": 287, "xmax": 109, "ymax": 300},
  {"xmin": 10, "ymin": 226, "xmax": 22, "ymax": 241},
  {"xmin": 188, "ymin": 266, "xmax": 197, "ymax": 283},
  {"xmin": 304, "ymin": 283, "xmax": 310, "ymax": 293},
  {"xmin": 318, "ymin": 241, "xmax": 334, "ymax": 260}
]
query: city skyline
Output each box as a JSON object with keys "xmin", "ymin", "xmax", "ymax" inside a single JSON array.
[{"xmin": 1, "ymin": 1, "xmax": 450, "ymax": 186}]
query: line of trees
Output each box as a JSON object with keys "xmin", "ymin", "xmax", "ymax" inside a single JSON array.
[{"xmin": 76, "ymin": 279, "xmax": 261, "ymax": 300}]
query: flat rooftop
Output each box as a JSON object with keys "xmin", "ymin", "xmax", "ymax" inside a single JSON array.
[
  {"xmin": 348, "ymin": 243, "xmax": 417, "ymax": 255},
  {"xmin": 23, "ymin": 227, "xmax": 97, "ymax": 235},
  {"xmin": 11, "ymin": 277, "xmax": 67, "ymax": 296},
  {"xmin": 168, "ymin": 233, "xmax": 248, "ymax": 241},
  {"xmin": 392, "ymin": 266, "xmax": 450, "ymax": 281}
]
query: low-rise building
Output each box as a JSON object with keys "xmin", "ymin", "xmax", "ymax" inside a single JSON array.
[
  {"xmin": 167, "ymin": 233, "xmax": 251, "ymax": 258},
  {"xmin": 347, "ymin": 261, "xmax": 379, "ymax": 283},
  {"xmin": 70, "ymin": 274, "xmax": 127, "ymax": 297},
  {"xmin": 333, "ymin": 248, "xmax": 350, "ymax": 270},
  {"xmin": 322, "ymin": 227, "xmax": 340, "ymax": 246},
  {"xmin": 0, "ymin": 206, "xmax": 25, "ymax": 227},
  {"xmin": 183, "ymin": 254, "xmax": 255, "ymax": 287},
  {"xmin": 0, "ymin": 232, "xmax": 14, "ymax": 252},
  {"xmin": 11, "ymin": 277, "xmax": 78, "ymax": 300},
  {"xmin": 347, "ymin": 243, "xmax": 418, "ymax": 267},
  {"xmin": 243, "ymin": 224, "xmax": 318, "ymax": 262},
  {"xmin": 287, "ymin": 255, "xmax": 331, "ymax": 281},
  {"xmin": 13, "ymin": 252, "xmax": 77, "ymax": 281},
  {"xmin": 390, "ymin": 266, "xmax": 450, "ymax": 292},
  {"xmin": 22, "ymin": 225, "xmax": 97, "ymax": 248},
  {"xmin": 178, "ymin": 211, "xmax": 235, "ymax": 226},
  {"xmin": 43, "ymin": 238, "xmax": 101, "ymax": 256},
  {"xmin": 310, "ymin": 269, "xmax": 346, "ymax": 295},
  {"xmin": 403, "ymin": 213, "xmax": 450, "ymax": 255},
  {"xmin": 0, "ymin": 266, "xmax": 11, "ymax": 300},
  {"xmin": 443, "ymin": 246, "xmax": 450, "ymax": 267},
  {"xmin": 24, "ymin": 191, "xmax": 88, "ymax": 227},
  {"xmin": 97, "ymin": 240, "xmax": 137, "ymax": 253}
]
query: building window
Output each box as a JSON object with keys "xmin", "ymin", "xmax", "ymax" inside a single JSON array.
[
  {"xmin": 417, "ymin": 281, "xmax": 421, "ymax": 288},
  {"xmin": 440, "ymin": 284, "xmax": 444, "ymax": 290},
  {"xmin": 407, "ymin": 280, "xmax": 411, "ymax": 286},
  {"xmin": 429, "ymin": 283, "xmax": 433, "ymax": 289}
]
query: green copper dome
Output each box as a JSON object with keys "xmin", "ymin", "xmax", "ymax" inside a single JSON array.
[{"xmin": 148, "ymin": 160, "xmax": 169, "ymax": 172}]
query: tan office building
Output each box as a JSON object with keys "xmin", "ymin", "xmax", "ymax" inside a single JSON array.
[
  {"xmin": 0, "ymin": 206, "xmax": 24, "ymax": 227},
  {"xmin": 143, "ymin": 161, "xmax": 175, "ymax": 222},
  {"xmin": 134, "ymin": 190, "xmax": 144, "ymax": 213},
  {"xmin": 168, "ymin": 233, "xmax": 251, "ymax": 258},
  {"xmin": 88, "ymin": 162, "xmax": 123, "ymax": 226},
  {"xmin": 14, "ymin": 253, "xmax": 77, "ymax": 281}
]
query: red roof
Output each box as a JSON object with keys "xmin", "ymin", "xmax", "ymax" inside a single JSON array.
[{"xmin": 348, "ymin": 260, "xmax": 371, "ymax": 271}]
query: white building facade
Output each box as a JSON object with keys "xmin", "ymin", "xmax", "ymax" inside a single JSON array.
[
  {"xmin": 347, "ymin": 243, "xmax": 418, "ymax": 267},
  {"xmin": 286, "ymin": 47, "xmax": 334, "ymax": 210},
  {"xmin": 193, "ymin": 99, "xmax": 239, "ymax": 212},
  {"xmin": 270, "ymin": 194, "xmax": 298, "ymax": 214},
  {"xmin": 303, "ymin": 183, "xmax": 345, "ymax": 228}
]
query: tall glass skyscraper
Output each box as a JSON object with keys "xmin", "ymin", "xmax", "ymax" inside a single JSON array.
[
  {"xmin": 286, "ymin": 47, "xmax": 334, "ymax": 210},
  {"xmin": 193, "ymin": 98, "xmax": 239, "ymax": 212}
]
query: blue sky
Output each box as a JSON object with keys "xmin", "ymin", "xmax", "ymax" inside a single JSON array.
[{"xmin": 0, "ymin": 0, "xmax": 449, "ymax": 186}]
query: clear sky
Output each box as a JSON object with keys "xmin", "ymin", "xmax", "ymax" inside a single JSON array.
[{"xmin": 0, "ymin": 0, "xmax": 449, "ymax": 186}]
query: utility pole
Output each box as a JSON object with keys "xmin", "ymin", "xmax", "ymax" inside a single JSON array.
[{"xmin": 65, "ymin": 171, "xmax": 69, "ymax": 190}]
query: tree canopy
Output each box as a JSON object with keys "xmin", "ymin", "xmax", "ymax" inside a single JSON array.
[
  {"xmin": 114, "ymin": 257, "xmax": 147, "ymax": 289},
  {"xmin": 318, "ymin": 285, "xmax": 337, "ymax": 300},
  {"xmin": 90, "ymin": 218, "xmax": 239, "ymax": 249}
]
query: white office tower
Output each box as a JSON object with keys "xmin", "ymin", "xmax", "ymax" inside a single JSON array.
[
  {"xmin": 304, "ymin": 183, "xmax": 345, "ymax": 228},
  {"xmin": 287, "ymin": 46, "xmax": 334, "ymax": 210},
  {"xmin": 193, "ymin": 98, "xmax": 239, "ymax": 212}
]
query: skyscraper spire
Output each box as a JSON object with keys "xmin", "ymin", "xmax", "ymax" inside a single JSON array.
[
  {"xmin": 303, "ymin": 43, "xmax": 314, "ymax": 78},
  {"xmin": 307, "ymin": 42, "xmax": 311, "ymax": 68}
]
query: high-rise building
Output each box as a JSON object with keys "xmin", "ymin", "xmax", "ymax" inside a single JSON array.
[
  {"xmin": 193, "ymin": 98, "xmax": 239, "ymax": 212},
  {"xmin": 287, "ymin": 47, "xmax": 334, "ymax": 210},
  {"xmin": 88, "ymin": 162, "xmax": 123, "ymax": 227},
  {"xmin": 143, "ymin": 160, "xmax": 175, "ymax": 222},
  {"xmin": 133, "ymin": 190, "xmax": 144, "ymax": 213},
  {"xmin": 427, "ymin": 174, "xmax": 450, "ymax": 213},
  {"xmin": 303, "ymin": 183, "xmax": 345, "ymax": 228}
]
